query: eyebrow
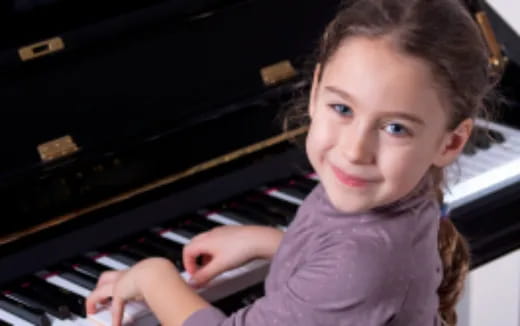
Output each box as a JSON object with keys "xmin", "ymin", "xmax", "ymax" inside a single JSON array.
[{"xmin": 324, "ymin": 85, "xmax": 425, "ymax": 125}]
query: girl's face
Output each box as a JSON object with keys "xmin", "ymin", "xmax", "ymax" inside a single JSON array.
[{"xmin": 306, "ymin": 37, "xmax": 472, "ymax": 213}]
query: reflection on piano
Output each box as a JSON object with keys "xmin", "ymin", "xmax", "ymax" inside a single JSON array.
[{"xmin": 0, "ymin": 0, "xmax": 518, "ymax": 325}]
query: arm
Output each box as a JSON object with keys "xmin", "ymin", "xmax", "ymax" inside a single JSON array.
[
  {"xmin": 183, "ymin": 225, "xmax": 284, "ymax": 286},
  {"xmin": 136, "ymin": 258, "xmax": 211, "ymax": 326},
  {"xmin": 242, "ymin": 225, "xmax": 284, "ymax": 259}
]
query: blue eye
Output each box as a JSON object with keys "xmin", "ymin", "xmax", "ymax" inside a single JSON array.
[
  {"xmin": 330, "ymin": 104, "xmax": 353, "ymax": 116},
  {"xmin": 384, "ymin": 123, "xmax": 410, "ymax": 136}
]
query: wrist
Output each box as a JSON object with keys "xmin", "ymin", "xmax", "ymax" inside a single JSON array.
[{"xmin": 243, "ymin": 226, "xmax": 284, "ymax": 259}]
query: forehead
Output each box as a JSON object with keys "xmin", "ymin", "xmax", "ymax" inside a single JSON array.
[{"xmin": 320, "ymin": 37, "xmax": 447, "ymax": 122}]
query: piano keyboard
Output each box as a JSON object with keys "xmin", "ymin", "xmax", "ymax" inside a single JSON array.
[
  {"xmin": 1, "ymin": 120, "xmax": 518, "ymax": 326},
  {"xmin": 0, "ymin": 175, "xmax": 313, "ymax": 326},
  {"xmin": 444, "ymin": 119, "xmax": 520, "ymax": 211}
]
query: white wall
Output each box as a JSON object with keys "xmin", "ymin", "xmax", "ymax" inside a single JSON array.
[
  {"xmin": 487, "ymin": 0, "xmax": 520, "ymax": 35},
  {"xmin": 456, "ymin": 249, "xmax": 520, "ymax": 326}
]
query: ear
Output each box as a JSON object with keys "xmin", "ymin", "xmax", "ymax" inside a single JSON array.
[
  {"xmin": 433, "ymin": 118, "xmax": 474, "ymax": 167},
  {"xmin": 308, "ymin": 64, "xmax": 322, "ymax": 119}
]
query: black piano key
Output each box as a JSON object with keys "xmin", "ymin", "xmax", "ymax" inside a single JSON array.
[
  {"xmin": 66, "ymin": 257, "xmax": 109, "ymax": 280},
  {"xmin": 248, "ymin": 191, "xmax": 298, "ymax": 216},
  {"xmin": 294, "ymin": 176, "xmax": 318, "ymax": 189},
  {"xmin": 489, "ymin": 129, "xmax": 505, "ymax": 143},
  {"xmin": 287, "ymin": 179, "xmax": 314, "ymax": 193},
  {"xmin": 24, "ymin": 276, "xmax": 86, "ymax": 318},
  {"xmin": 231, "ymin": 203, "xmax": 286, "ymax": 227},
  {"xmin": 0, "ymin": 295, "xmax": 50, "ymax": 326},
  {"xmin": 59, "ymin": 271, "xmax": 97, "ymax": 292},
  {"xmin": 109, "ymin": 253, "xmax": 138, "ymax": 266},
  {"xmin": 181, "ymin": 215, "xmax": 221, "ymax": 231},
  {"xmin": 462, "ymin": 141, "xmax": 477, "ymax": 155},
  {"xmin": 472, "ymin": 127, "xmax": 492, "ymax": 149},
  {"xmin": 0, "ymin": 320, "xmax": 12, "ymax": 326},
  {"xmin": 241, "ymin": 199, "xmax": 292, "ymax": 226},
  {"xmin": 5, "ymin": 286, "xmax": 70, "ymax": 320},
  {"xmin": 215, "ymin": 209, "xmax": 260, "ymax": 225},
  {"xmin": 276, "ymin": 186, "xmax": 307, "ymax": 201},
  {"xmin": 135, "ymin": 236, "xmax": 184, "ymax": 270},
  {"xmin": 141, "ymin": 233, "xmax": 184, "ymax": 254}
]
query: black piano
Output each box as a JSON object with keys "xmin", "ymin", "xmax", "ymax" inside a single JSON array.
[{"xmin": 0, "ymin": 0, "xmax": 518, "ymax": 324}]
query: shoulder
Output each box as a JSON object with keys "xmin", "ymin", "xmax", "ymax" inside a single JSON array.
[{"xmin": 288, "ymin": 230, "xmax": 407, "ymax": 308}]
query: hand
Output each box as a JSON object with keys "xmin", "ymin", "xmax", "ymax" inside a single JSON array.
[
  {"xmin": 183, "ymin": 225, "xmax": 283, "ymax": 287},
  {"xmin": 86, "ymin": 257, "xmax": 177, "ymax": 326}
]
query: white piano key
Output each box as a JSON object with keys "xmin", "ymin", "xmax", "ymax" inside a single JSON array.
[
  {"xmin": 264, "ymin": 189, "xmax": 304, "ymax": 206},
  {"xmin": 95, "ymin": 255, "xmax": 129, "ymax": 271},
  {"xmin": 445, "ymin": 155, "xmax": 520, "ymax": 210},
  {"xmin": 45, "ymin": 274, "xmax": 91, "ymax": 298},
  {"xmin": 205, "ymin": 212, "xmax": 242, "ymax": 226},
  {"xmin": 0, "ymin": 307, "xmax": 34, "ymax": 326},
  {"xmin": 159, "ymin": 230, "xmax": 191, "ymax": 245},
  {"xmin": 306, "ymin": 172, "xmax": 319, "ymax": 181},
  {"xmin": 88, "ymin": 301, "xmax": 152, "ymax": 326}
]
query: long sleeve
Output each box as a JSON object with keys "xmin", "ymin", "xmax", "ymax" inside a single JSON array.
[{"xmin": 182, "ymin": 233, "xmax": 406, "ymax": 326}]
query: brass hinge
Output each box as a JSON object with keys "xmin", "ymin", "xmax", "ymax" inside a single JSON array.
[
  {"xmin": 475, "ymin": 12, "xmax": 507, "ymax": 71},
  {"xmin": 37, "ymin": 135, "xmax": 79, "ymax": 162},
  {"xmin": 260, "ymin": 60, "xmax": 297, "ymax": 86},
  {"xmin": 18, "ymin": 37, "xmax": 65, "ymax": 62}
]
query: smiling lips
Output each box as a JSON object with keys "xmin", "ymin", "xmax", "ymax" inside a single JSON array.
[{"xmin": 330, "ymin": 164, "xmax": 376, "ymax": 188}]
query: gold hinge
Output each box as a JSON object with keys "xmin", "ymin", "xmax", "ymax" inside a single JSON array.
[
  {"xmin": 475, "ymin": 12, "xmax": 507, "ymax": 71},
  {"xmin": 37, "ymin": 135, "xmax": 79, "ymax": 162},
  {"xmin": 260, "ymin": 60, "xmax": 297, "ymax": 86},
  {"xmin": 18, "ymin": 37, "xmax": 65, "ymax": 62}
]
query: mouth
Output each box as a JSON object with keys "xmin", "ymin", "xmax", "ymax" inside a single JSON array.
[{"xmin": 330, "ymin": 164, "xmax": 377, "ymax": 188}]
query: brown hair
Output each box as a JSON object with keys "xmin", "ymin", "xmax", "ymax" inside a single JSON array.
[{"xmin": 286, "ymin": 0, "xmax": 501, "ymax": 324}]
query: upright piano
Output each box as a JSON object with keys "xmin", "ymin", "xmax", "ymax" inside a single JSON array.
[{"xmin": 0, "ymin": 0, "xmax": 518, "ymax": 325}]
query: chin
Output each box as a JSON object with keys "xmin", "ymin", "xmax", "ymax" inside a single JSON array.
[{"xmin": 326, "ymin": 190, "xmax": 373, "ymax": 214}]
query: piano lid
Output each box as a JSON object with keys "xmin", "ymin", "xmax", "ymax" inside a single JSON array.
[{"xmin": 0, "ymin": 0, "xmax": 340, "ymax": 242}]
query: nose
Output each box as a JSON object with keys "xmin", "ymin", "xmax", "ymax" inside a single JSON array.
[{"xmin": 340, "ymin": 123, "xmax": 375, "ymax": 165}]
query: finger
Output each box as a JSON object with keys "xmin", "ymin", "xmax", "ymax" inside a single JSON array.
[
  {"xmin": 111, "ymin": 297, "xmax": 125, "ymax": 326},
  {"xmin": 86, "ymin": 283, "xmax": 113, "ymax": 315},
  {"xmin": 190, "ymin": 259, "xmax": 225, "ymax": 287},
  {"xmin": 182, "ymin": 243, "xmax": 209, "ymax": 275},
  {"xmin": 96, "ymin": 270, "xmax": 121, "ymax": 287}
]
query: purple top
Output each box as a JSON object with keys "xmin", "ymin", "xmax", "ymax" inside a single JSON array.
[{"xmin": 183, "ymin": 177, "xmax": 443, "ymax": 326}]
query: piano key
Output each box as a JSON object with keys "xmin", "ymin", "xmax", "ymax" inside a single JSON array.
[
  {"xmin": 40, "ymin": 272, "xmax": 91, "ymax": 298},
  {"xmin": 158, "ymin": 229, "xmax": 193, "ymax": 245},
  {"xmin": 22, "ymin": 276, "xmax": 86, "ymax": 318},
  {"xmin": 88, "ymin": 301, "xmax": 153, "ymax": 326},
  {"xmin": 133, "ymin": 238, "xmax": 184, "ymax": 270},
  {"xmin": 0, "ymin": 307, "xmax": 33, "ymax": 326},
  {"xmin": 91, "ymin": 253, "xmax": 131, "ymax": 270},
  {"xmin": 444, "ymin": 119, "xmax": 520, "ymax": 210},
  {"xmin": 106, "ymin": 253, "xmax": 138, "ymax": 267},
  {"xmin": 229, "ymin": 203, "xmax": 286, "ymax": 227},
  {"xmin": 204, "ymin": 211, "xmax": 246, "ymax": 226},
  {"xmin": 247, "ymin": 191, "xmax": 298, "ymax": 216},
  {"xmin": 59, "ymin": 271, "xmax": 97, "ymax": 292},
  {"xmin": 4, "ymin": 287, "xmax": 71, "ymax": 320},
  {"xmin": 292, "ymin": 176, "xmax": 319, "ymax": 189},
  {"xmin": 66, "ymin": 258, "xmax": 109, "ymax": 280},
  {"xmin": 488, "ymin": 128, "xmax": 505, "ymax": 143},
  {"xmin": 0, "ymin": 295, "xmax": 50, "ymax": 326},
  {"xmin": 138, "ymin": 234, "xmax": 184, "ymax": 255},
  {"xmin": 210, "ymin": 209, "xmax": 260, "ymax": 225},
  {"xmin": 264, "ymin": 187, "xmax": 304, "ymax": 205},
  {"xmin": 0, "ymin": 320, "xmax": 11, "ymax": 326},
  {"xmin": 173, "ymin": 214, "xmax": 221, "ymax": 231}
]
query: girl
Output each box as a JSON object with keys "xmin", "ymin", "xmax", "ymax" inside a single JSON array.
[{"xmin": 86, "ymin": 0, "xmax": 499, "ymax": 325}]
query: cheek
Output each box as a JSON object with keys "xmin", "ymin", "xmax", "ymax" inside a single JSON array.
[
  {"xmin": 378, "ymin": 141, "xmax": 436, "ymax": 188},
  {"xmin": 306, "ymin": 114, "xmax": 336, "ymax": 164}
]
